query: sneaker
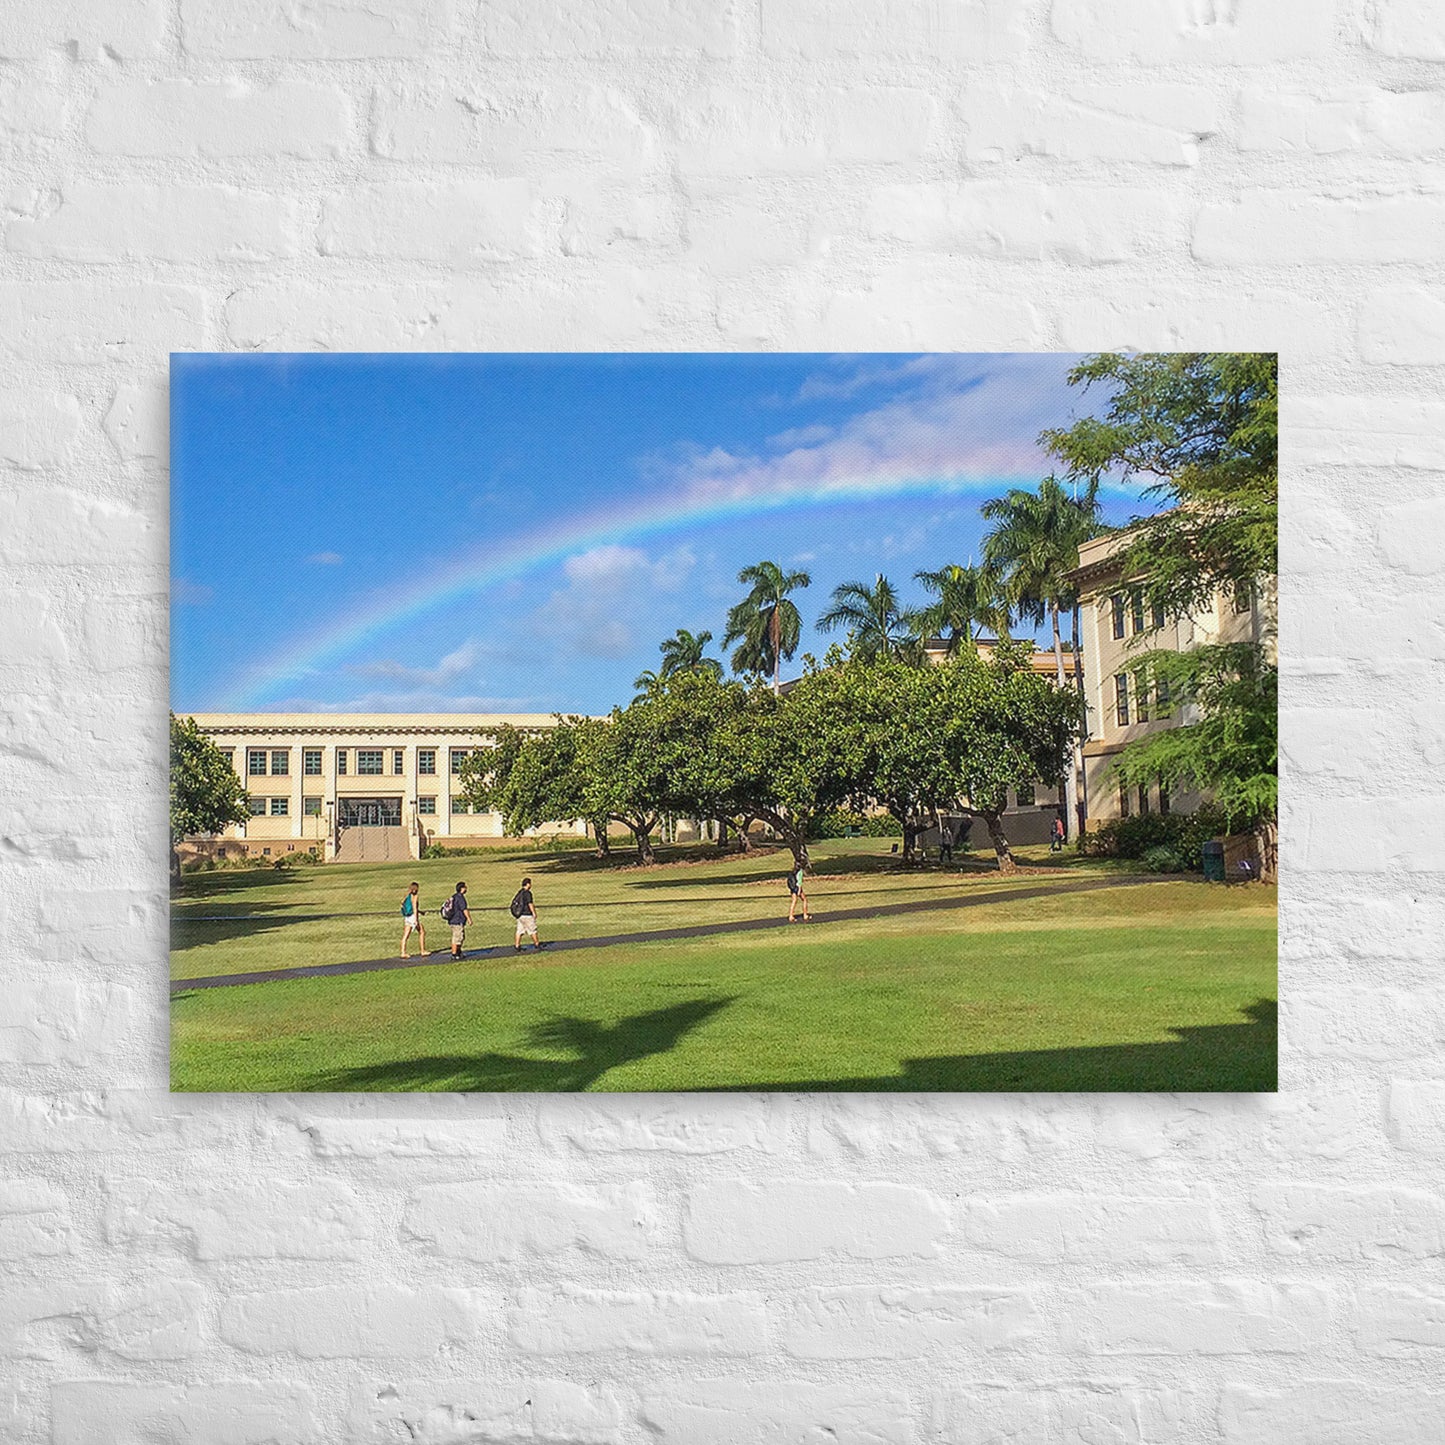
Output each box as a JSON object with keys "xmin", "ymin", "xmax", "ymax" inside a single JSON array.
[
  {"xmin": 515, "ymin": 943, "xmax": 523, "ymax": 952},
  {"xmin": 535, "ymin": 941, "xmax": 547, "ymax": 949}
]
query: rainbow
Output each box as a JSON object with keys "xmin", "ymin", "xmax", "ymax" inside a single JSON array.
[{"xmin": 225, "ymin": 470, "xmax": 1140, "ymax": 708}]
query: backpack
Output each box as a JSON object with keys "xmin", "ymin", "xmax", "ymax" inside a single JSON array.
[
  {"xmin": 400, "ymin": 894, "xmax": 414, "ymax": 917},
  {"xmin": 441, "ymin": 895, "xmax": 456, "ymax": 923},
  {"xmin": 786, "ymin": 869, "xmax": 801, "ymax": 894},
  {"xmin": 509, "ymin": 890, "xmax": 526, "ymax": 919}
]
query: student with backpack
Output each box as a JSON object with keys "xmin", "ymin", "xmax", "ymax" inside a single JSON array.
[
  {"xmin": 510, "ymin": 876, "xmax": 544, "ymax": 951},
  {"xmin": 787, "ymin": 862, "xmax": 811, "ymax": 923},
  {"xmin": 399, "ymin": 881, "xmax": 426, "ymax": 959},
  {"xmin": 441, "ymin": 881, "xmax": 470, "ymax": 959}
]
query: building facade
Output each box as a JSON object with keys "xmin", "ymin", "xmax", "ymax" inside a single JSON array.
[
  {"xmin": 1068, "ymin": 531, "xmax": 1275, "ymax": 827},
  {"xmin": 187, "ymin": 714, "xmax": 589, "ymax": 862}
]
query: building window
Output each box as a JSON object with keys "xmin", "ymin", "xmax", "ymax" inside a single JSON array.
[
  {"xmin": 357, "ymin": 749, "xmax": 383, "ymax": 775},
  {"xmin": 1158, "ymin": 784, "xmax": 1171, "ymax": 816},
  {"xmin": 418, "ymin": 796, "xmax": 436, "ymax": 816},
  {"xmin": 1155, "ymin": 675, "xmax": 1171, "ymax": 713},
  {"xmin": 303, "ymin": 749, "xmax": 322, "ymax": 775},
  {"xmin": 1111, "ymin": 595, "xmax": 1126, "ymax": 640},
  {"xmin": 393, "ymin": 749, "xmax": 405, "ymax": 775},
  {"xmin": 1233, "ymin": 579, "xmax": 1253, "ymax": 614},
  {"xmin": 303, "ymin": 796, "xmax": 322, "ymax": 817},
  {"xmin": 247, "ymin": 796, "xmax": 267, "ymax": 816},
  {"xmin": 1151, "ymin": 600, "xmax": 1166, "ymax": 630},
  {"xmin": 337, "ymin": 749, "xmax": 348, "ymax": 775},
  {"xmin": 1136, "ymin": 670, "xmax": 1151, "ymax": 724},
  {"xmin": 1138, "ymin": 785, "xmax": 1150, "ymax": 816},
  {"xmin": 418, "ymin": 749, "xmax": 436, "ymax": 775},
  {"xmin": 1131, "ymin": 587, "xmax": 1146, "ymax": 635},
  {"xmin": 1114, "ymin": 673, "xmax": 1130, "ymax": 727},
  {"xmin": 247, "ymin": 749, "xmax": 267, "ymax": 776},
  {"xmin": 270, "ymin": 797, "xmax": 289, "ymax": 816},
  {"xmin": 1015, "ymin": 782, "xmax": 1036, "ymax": 806},
  {"xmin": 451, "ymin": 797, "xmax": 469, "ymax": 814},
  {"xmin": 218, "ymin": 748, "xmax": 234, "ymax": 768},
  {"xmin": 1118, "ymin": 784, "xmax": 1131, "ymax": 819},
  {"xmin": 451, "ymin": 749, "xmax": 472, "ymax": 775},
  {"xmin": 270, "ymin": 749, "xmax": 289, "ymax": 775}
]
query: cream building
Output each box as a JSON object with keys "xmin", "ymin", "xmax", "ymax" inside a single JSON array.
[
  {"xmin": 1068, "ymin": 531, "xmax": 1275, "ymax": 827},
  {"xmin": 187, "ymin": 714, "xmax": 589, "ymax": 862}
]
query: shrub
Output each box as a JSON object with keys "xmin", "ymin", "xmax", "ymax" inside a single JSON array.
[
  {"xmin": 807, "ymin": 809, "xmax": 904, "ymax": 840},
  {"xmin": 1139, "ymin": 845, "xmax": 1186, "ymax": 873},
  {"xmin": 1080, "ymin": 807, "xmax": 1227, "ymax": 870}
]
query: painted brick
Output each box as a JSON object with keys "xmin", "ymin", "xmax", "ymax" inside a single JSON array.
[
  {"xmin": 762, "ymin": 0, "xmax": 1028, "ymax": 61},
  {"xmin": 0, "ymin": 1091, "xmax": 254, "ymax": 1156},
  {"xmin": 220, "ymin": 1284, "xmax": 486, "ymax": 1358},
  {"xmin": 1300, "ymin": 799, "xmax": 1445, "ymax": 871},
  {"xmin": 85, "ymin": 80, "xmax": 352, "ymax": 159},
  {"xmin": 1054, "ymin": 286, "xmax": 1335, "ymax": 354},
  {"xmin": 1359, "ymin": 285, "xmax": 1445, "ymax": 365},
  {"xmin": 0, "ymin": 977, "xmax": 140, "ymax": 1067},
  {"xmin": 1390, "ymin": 1080, "xmax": 1445, "ymax": 1155},
  {"xmin": 537, "ymin": 1095, "xmax": 787, "ymax": 1153},
  {"xmin": 1239, "ymin": 85, "xmax": 1445, "ymax": 156},
  {"xmin": 1289, "ymin": 988, "xmax": 1445, "ymax": 1061},
  {"xmin": 0, "ymin": 1179, "xmax": 72, "ymax": 1259},
  {"xmin": 1253, "ymin": 1184, "xmax": 1445, "ymax": 1260},
  {"xmin": 1052, "ymin": 0, "xmax": 1333, "ymax": 65},
  {"xmin": 0, "ymin": 390, "xmax": 81, "ymax": 469},
  {"xmin": 319, "ymin": 181, "xmax": 539, "ymax": 264},
  {"xmin": 0, "ymin": 0, "xmax": 163, "ymax": 59},
  {"xmin": 1356, "ymin": 1284, "xmax": 1445, "ymax": 1354},
  {"xmin": 7, "ymin": 184, "xmax": 306, "ymax": 264},
  {"xmin": 1365, "ymin": 1, "xmax": 1445, "ymax": 61},
  {"xmin": 104, "ymin": 1178, "xmax": 378, "ymax": 1259},
  {"xmin": 684, "ymin": 1180, "xmax": 948, "ymax": 1263},
  {"xmin": 1291, "ymin": 395, "xmax": 1445, "ymax": 470},
  {"xmin": 0, "ymin": 75, "xmax": 68, "ymax": 138},
  {"xmin": 482, "ymin": 0, "xmax": 737, "ymax": 58},
  {"xmin": 961, "ymin": 82, "xmax": 1220, "ymax": 167},
  {"xmin": 1220, "ymin": 1382, "xmax": 1445, "ymax": 1445},
  {"xmin": 103, "ymin": 384, "xmax": 168, "ymax": 464},
  {"xmin": 640, "ymin": 1379, "xmax": 913, "ymax": 1444},
  {"xmin": 933, "ymin": 1384, "xmax": 1195, "ymax": 1443},
  {"xmin": 962, "ymin": 1194, "xmax": 1222, "ymax": 1264},
  {"xmin": 1194, "ymin": 192, "xmax": 1445, "ymax": 265},
  {"xmin": 181, "ymin": 0, "xmax": 455, "ymax": 59},
  {"xmin": 782, "ymin": 1285, "xmax": 1040, "ymax": 1359},
  {"xmin": 0, "ymin": 283, "xmax": 208, "ymax": 364},
  {"xmin": 510, "ymin": 1286, "xmax": 767, "ymax": 1355},
  {"xmin": 404, "ymin": 1180, "xmax": 658, "ymax": 1260},
  {"xmin": 806, "ymin": 1094, "xmax": 1071, "ymax": 1162},
  {"xmin": 866, "ymin": 183, "xmax": 1186, "ymax": 264},
  {"xmin": 1061, "ymin": 1281, "xmax": 1333, "ymax": 1356},
  {"xmin": 276, "ymin": 1099, "xmax": 511, "ymax": 1159},
  {"xmin": 347, "ymin": 1379, "xmax": 623, "ymax": 1444},
  {"xmin": 0, "ymin": 1280, "xmax": 205, "ymax": 1360},
  {"xmin": 50, "ymin": 1382, "xmax": 322, "ymax": 1445}
]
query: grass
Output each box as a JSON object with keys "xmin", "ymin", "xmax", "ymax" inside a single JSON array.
[{"xmin": 171, "ymin": 839, "xmax": 1276, "ymax": 1093}]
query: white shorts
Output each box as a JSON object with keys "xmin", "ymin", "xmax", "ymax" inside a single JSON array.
[
  {"xmin": 515, "ymin": 914, "xmax": 537, "ymax": 936},
  {"xmin": 403, "ymin": 915, "xmax": 420, "ymax": 935}
]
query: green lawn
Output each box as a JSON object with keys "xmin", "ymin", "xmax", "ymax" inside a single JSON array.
[{"xmin": 170, "ymin": 841, "xmax": 1276, "ymax": 1092}]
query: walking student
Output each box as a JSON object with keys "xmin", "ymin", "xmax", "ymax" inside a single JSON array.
[
  {"xmin": 442, "ymin": 880, "xmax": 470, "ymax": 959},
  {"xmin": 1051, "ymin": 814, "xmax": 1066, "ymax": 852},
  {"xmin": 787, "ymin": 862, "xmax": 812, "ymax": 922},
  {"xmin": 511, "ymin": 876, "xmax": 545, "ymax": 951},
  {"xmin": 399, "ymin": 881, "xmax": 426, "ymax": 959}
]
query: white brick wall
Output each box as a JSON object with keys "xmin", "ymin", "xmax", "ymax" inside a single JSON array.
[{"xmin": 0, "ymin": 0, "xmax": 1438, "ymax": 1439}]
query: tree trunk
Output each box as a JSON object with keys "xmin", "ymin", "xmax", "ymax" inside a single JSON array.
[
  {"xmin": 716, "ymin": 816, "xmax": 729, "ymax": 849},
  {"xmin": 1051, "ymin": 602, "xmax": 1080, "ymax": 843},
  {"xmin": 771, "ymin": 608, "xmax": 781, "ymax": 695},
  {"xmin": 980, "ymin": 808, "xmax": 1017, "ymax": 873},
  {"xmin": 1255, "ymin": 816, "xmax": 1278, "ymax": 884},
  {"xmin": 632, "ymin": 827, "xmax": 655, "ymax": 865},
  {"xmin": 787, "ymin": 835, "xmax": 810, "ymax": 872},
  {"xmin": 736, "ymin": 816, "xmax": 754, "ymax": 852},
  {"xmin": 170, "ymin": 844, "xmax": 181, "ymax": 885},
  {"xmin": 902, "ymin": 819, "xmax": 917, "ymax": 862},
  {"xmin": 592, "ymin": 818, "xmax": 611, "ymax": 859}
]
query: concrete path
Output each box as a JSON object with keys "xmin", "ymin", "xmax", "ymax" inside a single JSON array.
[{"xmin": 171, "ymin": 874, "xmax": 1160, "ymax": 993}]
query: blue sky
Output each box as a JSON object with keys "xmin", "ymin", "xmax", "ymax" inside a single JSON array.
[{"xmin": 171, "ymin": 352, "xmax": 1157, "ymax": 715}]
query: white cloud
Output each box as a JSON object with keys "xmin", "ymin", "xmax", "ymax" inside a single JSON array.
[
  {"xmin": 535, "ymin": 544, "xmax": 697, "ymax": 658},
  {"xmin": 267, "ymin": 689, "xmax": 541, "ymax": 714},
  {"xmin": 346, "ymin": 639, "xmax": 487, "ymax": 689},
  {"xmin": 309, "ymin": 550, "xmax": 343, "ymax": 565}
]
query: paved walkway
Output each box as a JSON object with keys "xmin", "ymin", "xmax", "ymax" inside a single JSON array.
[{"xmin": 171, "ymin": 875, "xmax": 1160, "ymax": 993}]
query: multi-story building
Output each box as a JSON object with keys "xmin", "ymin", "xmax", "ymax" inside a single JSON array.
[
  {"xmin": 187, "ymin": 713, "xmax": 589, "ymax": 863},
  {"xmin": 1067, "ymin": 530, "xmax": 1274, "ymax": 827}
]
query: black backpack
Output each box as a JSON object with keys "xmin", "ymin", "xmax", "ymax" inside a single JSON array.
[{"xmin": 509, "ymin": 890, "xmax": 527, "ymax": 919}]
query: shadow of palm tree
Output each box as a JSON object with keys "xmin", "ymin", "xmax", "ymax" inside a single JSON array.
[{"xmin": 300, "ymin": 995, "xmax": 738, "ymax": 1092}]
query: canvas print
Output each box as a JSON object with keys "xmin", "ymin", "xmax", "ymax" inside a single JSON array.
[{"xmin": 170, "ymin": 352, "xmax": 1278, "ymax": 1093}]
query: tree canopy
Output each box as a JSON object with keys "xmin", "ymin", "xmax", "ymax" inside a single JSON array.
[
  {"xmin": 722, "ymin": 559, "xmax": 811, "ymax": 691},
  {"xmin": 169, "ymin": 713, "xmax": 250, "ymax": 877}
]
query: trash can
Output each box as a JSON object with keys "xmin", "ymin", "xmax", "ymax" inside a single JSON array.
[{"xmin": 1201, "ymin": 839, "xmax": 1225, "ymax": 882}]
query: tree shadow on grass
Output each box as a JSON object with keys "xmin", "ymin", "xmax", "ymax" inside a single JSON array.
[
  {"xmin": 711, "ymin": 998, "xmax": 1278, "ymax": 1093},
  {"xmin": 299, "ymin": 994, "xmax": 738, "ymax": 1093}
]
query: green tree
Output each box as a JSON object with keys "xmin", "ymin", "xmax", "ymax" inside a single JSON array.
[
  {"xmin": 1040, "ymin": 352, "xmax": 1277, "ymax": 618},
  {"xmin": 722, "ymin": 560, "xmax": 811, "ymax": 692},
  {"xmin": 631, "ymin": 667, "xmax": 661, "ymax": 698},
  {"xmin": 659, "ymin": 628, "xmax": 723, "ymax": 680},
  {"xmin": 816, "ymin": 573, "xmax": 911, "ymax": 662},
  {"xmin": 909, "ymin": 562, "xmax": 1012, "ymax": 654},
  {"xmin": 169, "ymin": 713, "xmax": 250, "ymax": 880},
  {"xmin": 981, "ymin": 475, "xmax": 1101, "ymax": 837},
  {"xmin": 487, "ymin": 717, "xmax": 613, "ymax": 858}
]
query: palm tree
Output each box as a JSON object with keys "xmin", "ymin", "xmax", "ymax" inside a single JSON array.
[
  {"xmin": 658, "ymin": 628, "xmax": 722, "ymax": 680},
  {"xmin": 723, "ymin": 561, "xmax": 812, "ymax": 693},
  {"xmin": 981, "ymin": 475, "xmax": 1102, "ymax": 836},
  {"xmin": 817, "ymin": 573, "xmax": 911, "ymax": 662},
  {"xmin": 631, "ymin": 667, "xmax": 661, "ymax": 699},
  {"xmin": 909, "ymin": 562, "xmax": 1012, "ymax": 655}
]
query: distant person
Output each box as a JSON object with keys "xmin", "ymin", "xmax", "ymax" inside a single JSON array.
[
  {"xmin": 1051, "ymin": 815, "xmax": 1066, "ymax": 852},
  {"xmin": 442, "ymin": 881, "xmax": 470, "ymax": 959},
  {"xmin": 939, "ymin": 830, "xmax": 953, "ymax": 864},
  {"xmin": 399, "ymin": 881, "xmax": 426, "ymax": 959},
  {"xmin": 511, "ymin": 876, "xmax": 544, "ymax": 951},
  {"xmin": 787, "ymin": 862, "xmax": 812, "ymax": 922}
]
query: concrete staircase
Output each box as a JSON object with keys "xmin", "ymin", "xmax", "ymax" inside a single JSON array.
[{"xmin": 334, "ymin": 826, "xmax": 413, "ymax": 864}]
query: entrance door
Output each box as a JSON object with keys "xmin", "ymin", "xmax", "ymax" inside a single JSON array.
[{"xmin": 340, "ymin": 798, "xmax": 402, "ymax": 827}]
